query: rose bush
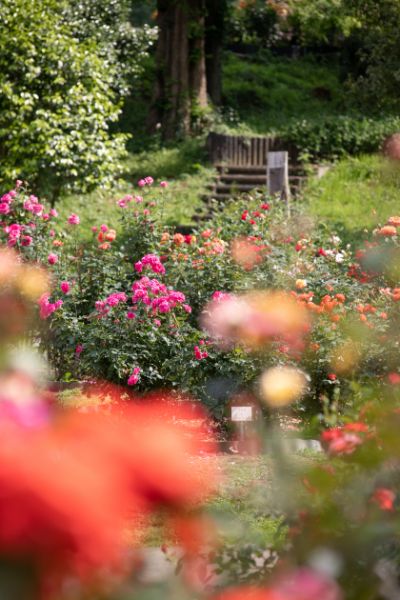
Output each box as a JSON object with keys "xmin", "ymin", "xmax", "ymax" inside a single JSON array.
[{"xmin": 0, "ymin": 179, "xmax": 399, "ymax": 424}]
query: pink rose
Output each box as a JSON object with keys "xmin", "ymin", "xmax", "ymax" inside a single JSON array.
[
  {"xmin": 21, "ymin": 235, "xmax": 33, "ymax": 247},
  {"xmin": 67, "ymin": 213, "xmax": 80, "ymax": 225},
  {"xmin": 127, "ymin": 367, "xmax": 141, "ymax": 386},
  {"xmin": 158, "ymin": 300, "xmax": 170, "ymax": 313},
  {"xmin": 32, "ymin": 204, "xmax": 44, "ymax": 215},
  {"xmin": 47, "ymin": 253, "xmax": 58, "ymax": 265},
  {"xmin": 60, "ymin": 281, "xmax": 70, "ymax": 294},
  {"xmin": 134, "ymin": 260, "xmax": 143, "ymax": 273}
]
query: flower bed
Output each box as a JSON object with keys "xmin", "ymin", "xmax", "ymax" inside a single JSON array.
[{"xmin": 0, "ymin": 179, "xmax": 399, "ymax": 424}]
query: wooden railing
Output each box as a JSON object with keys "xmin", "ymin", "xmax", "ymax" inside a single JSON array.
[{"xmin": 206, "ymin": 132, "xmax": 292, "ymax": 166}]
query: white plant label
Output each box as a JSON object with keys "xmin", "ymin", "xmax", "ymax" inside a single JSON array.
[{"xmin": 231, "ymin": 406, "xmax": 253, "ymax": 422}]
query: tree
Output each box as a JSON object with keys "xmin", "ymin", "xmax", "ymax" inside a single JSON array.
[
  {"xmin": 149, "ymin": 0, "xmax": 209, "ymax": 140},
  {"xmin": 346, "ymin": 0, "xmax": 400, "ymax": 111},
  {"xmin": 0, "ymin": 0, "xmax": 127, "ymax": 202},
  {"xmin": 205, "ymin": 0, "xmax": 227, "ymax": 106},
  {"xmin": 63, "ymin": 0, "xmax": 157, "ymax": 97}
]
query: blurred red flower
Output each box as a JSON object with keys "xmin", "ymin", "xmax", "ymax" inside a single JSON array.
[
  {"xmin": 213, "ymin": 586, "xmax": 280, "ymax": 600},
  {"xmin": 61, "ymin": 395, "xmax": 218, "ymax": 509},
  {"xmin": 0, "ymin": 427, "xmax": 128, "ymax": 584},
  {"xmin": 372, "ymin": 488, "xmax": 395, "ymax": 511}
]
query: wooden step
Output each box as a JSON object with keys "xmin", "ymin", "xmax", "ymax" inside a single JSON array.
[
  {"xmin": 209, "ymin": 190, "xmax": 265, "ymax": 201},
  {"xmin": 214, "ymin": 183, "xmax": 265, "ymax": 193},
  {"xmin": 219, "ymin": 174, "xmax": 267, "ymax": 184},
  {"xmin": 216, "ymin": 164, "xmax": 266, "ymax": 174},
  {"xmin": 216, "ymin": 164, "xmax": 307, "ymax": 174}
]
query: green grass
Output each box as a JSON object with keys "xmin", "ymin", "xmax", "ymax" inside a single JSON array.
[
  {"xmin": 221, "ymin": 52, "xmax": 345, "ymax": 134},
  {"xmin": 304, "ymin": 154, "xmax": 400, "ymax": 244},
  {"xmin": 56, "ymin": 138, "xmax": 216, "ymax": 232}
]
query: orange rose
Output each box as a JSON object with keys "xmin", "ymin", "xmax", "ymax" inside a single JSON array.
[
  {"xmin": 105, "ymin": 229, "xmax": 116, "ymax": 242},
  {"xmin": 387, "ymin": 216, "xmax": 400, "ymax": 227},
  {"xmin": 160, "ymin": 232, "xmax": 170, "ymax": 243},
  {"xmin": 377, "ymin": 225, "xmax": 397, "ymax": 236},
  {"xmin": 173, "ymin": 233, "xmax": 185, "ymax": 245},
  {"xmin": 295, "ymin": 279, "xmax": 307, "ymax": 290}
]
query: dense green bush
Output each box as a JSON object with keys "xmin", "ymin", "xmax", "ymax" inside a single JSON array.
[
  {"xmin": 345, "ymin": 0, "xmax": 400, "ymax": 112},
  {"xmin": 282, "ymin": 114, "xmax": 400, "ymax": 160},
  {"xmin": 226, "ymin": 0, "xmax": 280, "ymax": 49},
  {"xmin": 62, "ymin": 0, "xmax": 157, "ymax": 97},
  {"xmin": 286, "ymin": 0, "xmax": 358, "ymax": 46},
  {"xmin": 0, "ymin": 0, "xmax": 128, "ymax": 201}
]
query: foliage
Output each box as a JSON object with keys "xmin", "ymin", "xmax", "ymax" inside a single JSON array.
[
  {"xmin": 221, "ymin": 52, "xmax": 345, "ymax": 133},
  {"xmin": 345, "ymin": 0, "xmax": 400, "ymax": 111},
  {"xmin": 287, "ymin": 0, "xmax": 359, "ymax": 46},
  {"xmin": 62, "ymin": 0, "xmax": 158, "ymax": 97},
  {"xmin": 226, "ymin": 0, "xmax": 281, "ymax": 49},
  {"xmin": 281, "ymin": 114, "xmax": 400, "ymax": 160},
  {"xmin": 0, "ymin": 0, "xmax": 128, "ymax": 201},
  {"xmin": 226, "ymin": 0, "xmax": 358, "ymax": 49}
]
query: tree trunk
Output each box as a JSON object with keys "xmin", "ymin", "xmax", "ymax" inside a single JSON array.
[
  {"xmin": 188, "ymin": 0, "xmax": 208, "ymax": 109},
  {"xmin": 205, "ymin": 0, "xmax": 226, "ymax": 106},
  {"xmin": 149, "ymin": 0, "xmax": 208, "ymax": 140}
]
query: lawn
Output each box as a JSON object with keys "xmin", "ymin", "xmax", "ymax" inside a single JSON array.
[
  {"xmin": 304, "ymin": 154, "xmax": 400, "ymax": 244},
  {"xmin": 56, "ymin": 138, "xmax": 216, "ymax": 234}
]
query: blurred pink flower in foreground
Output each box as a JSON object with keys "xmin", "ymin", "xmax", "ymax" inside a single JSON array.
[{"xmin": 202, "ymin": 290, "xmax": 309, "ymax": 350}]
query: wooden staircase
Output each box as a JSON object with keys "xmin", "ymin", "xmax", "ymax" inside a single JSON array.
[
  {"xmin": 205, "ymin": 132, "xmax": 306, "ymax": 203},
  {"xmin": 206, "ymin": 164, "xmax": 307, "ymax": 202}
]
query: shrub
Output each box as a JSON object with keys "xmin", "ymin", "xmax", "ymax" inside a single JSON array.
[
  {"xmin": 0, "ymin": 0, "xmax": 127, "ymax": 202},
  {"xmin": 286, "ymin": 0, "xmax": 358, "ymax": 46},
  {"xmin": 226, "ymin": 1, "xmax": 280, "ymax": 49},
  {"xmin": 62, "ymin": 0, "xmax": 158, "ymax": 97},
  {"xmin": 281, "ymin": 114, "xmax": 400, "ymax": 160}
]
